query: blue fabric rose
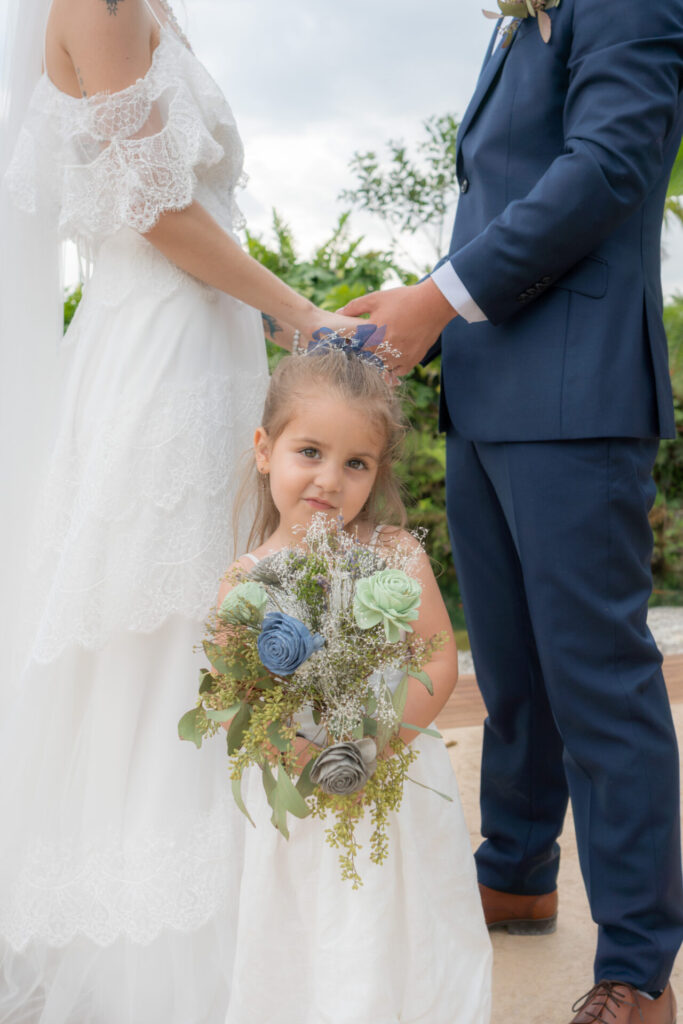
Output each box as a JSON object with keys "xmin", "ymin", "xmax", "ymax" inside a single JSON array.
[{"xmin": 257, "ymin": 612, "xmax": 324, "ymax": 675}]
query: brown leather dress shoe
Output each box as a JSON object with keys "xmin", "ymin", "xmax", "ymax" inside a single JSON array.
[
  {"xmin": 570, "ymin": 981, "xmax": 677, "ymax": 1024},
  {"xmin": 479, "ymin": 882, "xmax": 558, "ymax": 935}
]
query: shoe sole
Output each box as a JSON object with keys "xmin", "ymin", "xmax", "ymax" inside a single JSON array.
[{"xmin": 488, "ymin": 914, "xmax": 557, "ymax": 936}]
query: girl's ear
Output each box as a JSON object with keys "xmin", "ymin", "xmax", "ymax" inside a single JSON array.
[{"xmin": 254, "ymin": 426, "xmax": 270, "ymax": 474}]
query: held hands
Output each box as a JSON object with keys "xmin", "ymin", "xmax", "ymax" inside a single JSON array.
[
  {"xmin": 261, "ymin": 308, "xmax": 372, "ymax": 351},
  {"xmin": 338, "ymin": 279, "xmax": 457, "ymax": 375}
]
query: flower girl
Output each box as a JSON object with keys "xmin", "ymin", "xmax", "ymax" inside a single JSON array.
[{"xmin": 208, "ymin": 339, "xmax": 492, "ymax": 1024}]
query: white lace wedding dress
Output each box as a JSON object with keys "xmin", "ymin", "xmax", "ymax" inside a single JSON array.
[{"xmin": 0, "ymin": 12, "xmax": 269, "ymax": 1023}]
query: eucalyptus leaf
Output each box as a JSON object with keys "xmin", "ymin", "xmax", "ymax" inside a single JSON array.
[
  {"xmin": 227, "ymin": 702, "xmax": 252, "ymax": 755},
  {"xmin": 401, "ymin": 722, "xmax": 442, "ymax": 739},
  {"xmin": 205, "ymin": 703, "xmax": 242, "ymax": 723},
  {"xmin": 407, "ymin": 775, "xmax": 454, "ymax": 802},
  {"xmin": 177, "ymin": 707, "xmax": 206, "ymax": 749},
  {"xmin": 409, "ymin": 669, "xmax": 434, "ymax": 696},
  {"xmin": 278, "ymin": 766, "xmax": 311, "ymax": 818},
  {"xmin": 231, "ymin": 776, "xmax": 256, "ymax": 827},
  {"xmin": 262, "ymin": 760, "xmax": 277, "ymax": 805},
  {"xmin": 392, "ymin": 673, "xmax": 409, "ymax": 722},
  {"xmin": 296, "ymin": 759, "xmax": 316, "ymax": 799},
  {"xmin": 265, "ymin": 763, "xmax": 289, "ymax": 839},
  {"xmin": 251, "ymin": 674, "xmax": 276, "ymax": 691},
  {"xmin": 362, "ymin": 716, "xmax": 378, "ymax": 737},
  {"xmin": 265, "ymin": 762, "xmax": 315, "ymax": 839},
  {"xmin": 198, "ymin": 668, "xmax": 216, "ymax": 695},
  {"xmin": 203, "ymin": 641, "xmax": 250, "ymax": 679},
  {"xmin": 267, "ymin": 722, "xmax": 292, "ymax": 753},
  {"xmin": 537, "ymin": 8, "xmax": 551, "ymax": 42}
]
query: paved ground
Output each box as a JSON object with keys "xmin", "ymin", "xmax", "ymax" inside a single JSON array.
[{"xmin": 438, "ymin": 608, "xmax": 683, "ymax": 1023}]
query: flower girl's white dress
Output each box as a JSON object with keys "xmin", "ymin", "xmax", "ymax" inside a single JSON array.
[
  {"xmin": 224, "ymin": 556, "xmax": 492, "ymax": 1024},
  {"xmin": 0, "ymin": 7, "xmax": 268, "ymax": 1022}
]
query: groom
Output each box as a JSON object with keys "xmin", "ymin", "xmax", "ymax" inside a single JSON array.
[{"xmin": 342, "ymin": 0, "xmax": 683, "ymax": 1019}]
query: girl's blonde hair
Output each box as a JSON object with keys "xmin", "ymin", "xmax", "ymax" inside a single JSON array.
[{"xmin": 234, "ymin": 348, "xmax": 408, "ymax": 554}]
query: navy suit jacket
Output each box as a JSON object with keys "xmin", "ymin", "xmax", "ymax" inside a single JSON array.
[{"xmin": 439, "ymin": 0, "xmax": 683, "ymax": 441}]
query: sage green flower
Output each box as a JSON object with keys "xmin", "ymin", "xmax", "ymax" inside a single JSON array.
[
  {"xmin": 353, "ymin": 569, "xmax": 421, "ymax": 642},
  {"xmin": 218, "ymin": 582, "xmax": 269, "ymax": 626}
]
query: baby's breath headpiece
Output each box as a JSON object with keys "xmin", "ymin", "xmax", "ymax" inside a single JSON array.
[{"xmin": 294, "ymin": 324, "xmax": 398, "ymax": 372}]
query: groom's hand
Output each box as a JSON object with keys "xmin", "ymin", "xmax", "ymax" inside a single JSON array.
[{"xmin": 338, "ymin": 279, "xmax": 456, "ymax": 375}]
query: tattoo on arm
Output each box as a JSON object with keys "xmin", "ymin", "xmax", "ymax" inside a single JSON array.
[
  {"xmin": 101, "ymin": 0, "xmax": 125, "ymax": 14},
  {"xmin": 261, "ymin": 313, "xmax": 283, "ymax": 339},
  {"xmin": 75, "ymin": 66, "xmax": 87, "ymax": 97}
]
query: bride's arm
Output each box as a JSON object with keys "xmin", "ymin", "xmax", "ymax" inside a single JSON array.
[
  {"xmin": 145, "ymin": 203, "xmax": 350, "ymax": 342},
  {"xmin": 51, "ymin": 0, "xmax": 363, "ymax": 342}
]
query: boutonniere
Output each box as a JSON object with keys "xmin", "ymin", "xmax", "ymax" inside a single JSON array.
[{"xmin": 483, "ymin": 0, "xmax": 561, "ymax": 46}]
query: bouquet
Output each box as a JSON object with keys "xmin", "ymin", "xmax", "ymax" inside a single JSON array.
[{"xmin": 179, "ymin": 515, "xmax": 448, "ymax": 886}]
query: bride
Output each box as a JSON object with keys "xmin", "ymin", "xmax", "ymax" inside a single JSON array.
[{"xmin": 0, "ymin": 0, "xmax": 361, "ymax": 1019}]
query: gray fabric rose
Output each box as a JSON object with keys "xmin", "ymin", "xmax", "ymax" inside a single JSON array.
[{"xmin": 310, "ymin": 738, "xmax": 378, "ymax": 795}]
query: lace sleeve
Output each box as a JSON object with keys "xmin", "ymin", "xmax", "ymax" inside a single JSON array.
[
  {"xmin": 60, "ymin": 74, "xmax": 225, "ymax": 240},
  {"xmin": 4, "ymin": 35, "xmax": 239, "ymax": 246}
]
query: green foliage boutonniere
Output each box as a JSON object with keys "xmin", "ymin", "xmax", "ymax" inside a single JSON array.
[{"xmin": 483, "ymin": 0, "xmax": 561, "ymax": 46}]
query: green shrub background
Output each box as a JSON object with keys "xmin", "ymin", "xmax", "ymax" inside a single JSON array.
[{"xmin": 63, "ymin": 118, "xmax": 683, "ymax": 622}]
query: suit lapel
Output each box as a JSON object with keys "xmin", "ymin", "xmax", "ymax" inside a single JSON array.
[{"xmin": 456, "ymin": 20, "xmax": 520, "ymax": 164}]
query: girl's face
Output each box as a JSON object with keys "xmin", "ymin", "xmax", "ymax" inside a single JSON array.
[{"xmin": 255, "ymin": 391, "xmax": 385, "ymax": 541}]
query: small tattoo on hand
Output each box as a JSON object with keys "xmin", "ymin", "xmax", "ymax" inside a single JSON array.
[
  {"xmin": 101, "ymin": 0, "xmax": 124, "ymax": 14},
  {"xmin": 262, "ymin": 313, "xmax": 282, "ymax": 338}
]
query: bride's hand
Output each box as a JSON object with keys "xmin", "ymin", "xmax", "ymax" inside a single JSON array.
[{"xmin": 300, "ymin": 308, "xmax": 373, "ymax": 344}]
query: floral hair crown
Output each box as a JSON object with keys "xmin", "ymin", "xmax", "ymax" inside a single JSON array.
[{"xmin": 294, "ymin": 324, "xmax": 396, "ymax": 373}]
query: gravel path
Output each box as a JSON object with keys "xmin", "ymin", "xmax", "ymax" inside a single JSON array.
[{"xmin": 457, "ymin": 605, "xmax": 683, "ymax": 676}]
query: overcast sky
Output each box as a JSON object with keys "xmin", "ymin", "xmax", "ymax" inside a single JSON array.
[
  {"xmin": 3, "ymin": 0, "xmax": 683, "ymax": 292},
  {"xmin": 185, "ymin": 0, "xmax": 683, "ymax": 294},
  {"xmin": 182, "ymin": 0, "xmax": 495, "ymax": 273}
]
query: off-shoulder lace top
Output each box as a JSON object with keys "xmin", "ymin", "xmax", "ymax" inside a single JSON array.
[{"xmin": 5, "ymin": 26, "xmax": 247, "ymax": 255}]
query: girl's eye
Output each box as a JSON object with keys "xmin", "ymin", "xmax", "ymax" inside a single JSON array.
[
  {"xmin": 299, "ymin": 447, "xmax": 320, "ymax": 459},
  {"xmin": 347, "ymin": 458, "xmax": 368, "ymax": 471}
]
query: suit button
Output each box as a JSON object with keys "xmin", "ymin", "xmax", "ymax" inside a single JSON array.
[{"xmin": 460, "ymin": 178, "xmax": 470, "ymax": 194}]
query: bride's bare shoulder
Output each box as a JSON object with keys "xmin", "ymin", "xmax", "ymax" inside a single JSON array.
[{"xmin": 48, "ymin": 0, "xmax": 157, "ymax": 97}]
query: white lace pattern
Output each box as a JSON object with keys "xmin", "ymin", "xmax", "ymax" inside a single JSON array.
[
  {"xmin": 29, "ymin": 372, "xmax": 264, "ymax": 662},
  {"xmin": 1, "ymin": 805, "xmax": 237, "ymax": 949},
  {"xmin": 5, "ymin": 27, "xmax": 246, "ymax": 252}
]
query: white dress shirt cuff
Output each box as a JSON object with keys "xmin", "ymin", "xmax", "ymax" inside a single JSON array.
[{"xmin": 431, "ymin": 262, "xmax": 488, "ymax": 324}]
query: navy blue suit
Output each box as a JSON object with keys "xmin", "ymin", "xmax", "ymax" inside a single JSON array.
[{"xmin": 441, "ymin": 0, "xmax": 683, "ymax": 990}]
